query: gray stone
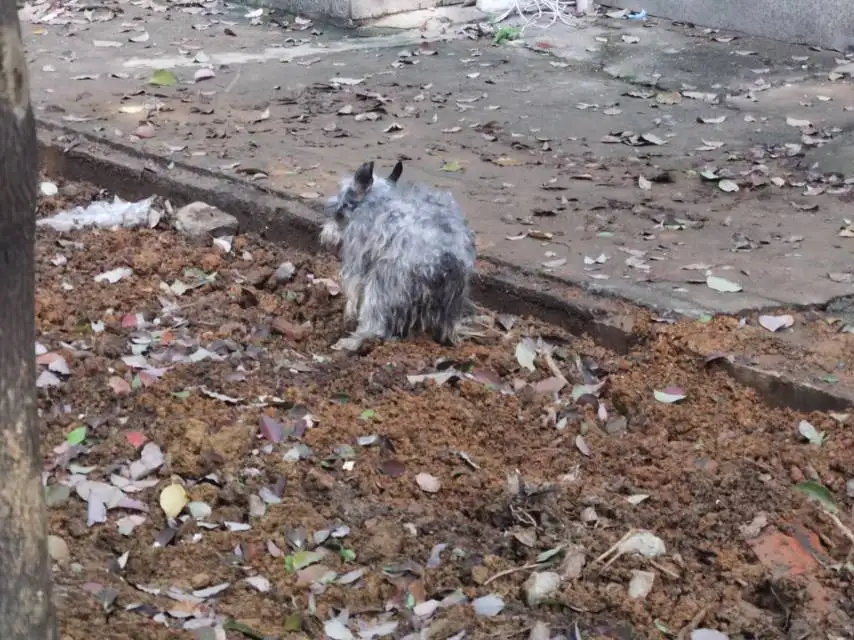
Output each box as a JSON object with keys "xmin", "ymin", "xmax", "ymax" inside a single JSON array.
[
  {"xmin": 173, "ymin": 201, "xmax": 239, "ymax": 239},
  {"xmin": 604, "ymin": 0, "xmax": 854, "ymax": 52},
  {"xmin": 523, "ymin": 571, "xmax": 561, "ymax": 606},
  {"xmin": 47, "ymin": 535, "xmax": 70, "ymax": 566},
  {"xmin": 274, "ymin": 261, "xmax": 296, "ymax": 283}
]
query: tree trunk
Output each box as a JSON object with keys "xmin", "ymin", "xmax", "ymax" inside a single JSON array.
[{"xmin": 0, "ymin": 2, "xmax": 58, "ymax": 639}]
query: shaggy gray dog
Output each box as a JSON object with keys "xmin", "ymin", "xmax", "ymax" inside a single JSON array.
[{"xmin": 320, "ymin": 160, "xmax": 476, "ymax": 352}]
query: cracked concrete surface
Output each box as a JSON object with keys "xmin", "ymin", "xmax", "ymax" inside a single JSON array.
[{"xmin": 22, "ymin": 1, "xmax": 854, "ymax": 316}]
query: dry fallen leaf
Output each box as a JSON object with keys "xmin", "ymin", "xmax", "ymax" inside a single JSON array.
[
  {"xmin": 654, "ymin": 387, "xmax": 686, "ymax": 404},
  {"xmin": 706, "ymin": 274, "xmax": 742, "ymax": 292},
  {"xmin": 575, "ymin": 434, "xmax": 591, "ymax": 456},
  {"xmin": 108, "ymin": 376, "xmax": 132, "ymax": 395},
  {"xmin": 758, "ymin": 314, "xmax": 794, "ymax": 332},
  {"xmin": 542, "ymin": 258, "xmax": 567, "ymax": 269},
  {"xmin": 159, "ymin": 484, "xmax": 188, "ymax": 518},
  {"xmin": 786, "ymin": 116, "xmax": 812, "ymax": 128},
  {"xmin": 628, "ymin": 570, "xmax": 655, "ymax": 600},
  {"xmin": 194, "ymin": 68, "xmax": 215, "ymax": 82},
  {"xmin": 415, "ymin": 472, "xmax": 441, "ymax": 493}
]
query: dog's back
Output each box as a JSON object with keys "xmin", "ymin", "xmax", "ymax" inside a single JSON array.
[{"xmin": 343, "ymin": 180, "xmax": 474, "ymax": 273}]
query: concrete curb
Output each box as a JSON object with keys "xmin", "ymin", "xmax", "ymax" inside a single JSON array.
[{"xmin": 36, "ymin": 119, "xmax": 854, "ymax": 413}]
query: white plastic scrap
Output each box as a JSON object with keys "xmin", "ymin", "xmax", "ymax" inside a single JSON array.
[{"xmin": 37, "ymin": 196, "xmax": 156, "ymax": 232}]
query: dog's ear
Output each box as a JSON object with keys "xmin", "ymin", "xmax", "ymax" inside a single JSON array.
[
  {"xmin": 388, "ymin": 160, "xmax": 403, "ymax": 183},
  {"xmin": 353, "ymin": 161, "xmax": 374, "ymax": 194}
]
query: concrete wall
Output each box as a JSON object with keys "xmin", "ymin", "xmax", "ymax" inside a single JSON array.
[
  {"xmin": 605, "ymin": 0, "xmax": 854, "ymax": 52},
  {"xmin": 259, "ymin": 0, "xmax": 462, "ymax": 21}
]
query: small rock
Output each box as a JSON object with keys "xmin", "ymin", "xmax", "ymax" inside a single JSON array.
[
  {"xmin": 559, "ymin": 544, "xmax": 586, "ymax": 580},
  {"xmin": 362, "ymin": 520, "xmax": 404, "ymax": 563},
  {"xmin": 425, "ymin": 618, "xmax": 466, "ymax": 638},
  {"xmin": 174, "ymin": 201, "xmax": 238, "ymax": 239},
  {"xmin": 271, "ymin": 317, "xmax": 309, "ymax": 341},
  {"xmin": 471, "ymin": 565, "xmax": 490, "ymax": 585},
  {"xmin": 244, "ymin": 267, "xmax": 274, "ymax": 288},
  {"xmin": 67, "ymin": 520, "xmax": 86, "ymax": 539},
  {"xmin": 199, "ymin": 253, "xmax": 222, "ymax": 272},
  {"xmin": 47, "ymin": 535, "xmax": 70, "ymax": 566},
  {"xmin": 605, "ymin": 415, "xmax": 627, "ymax": 436},
  {"xmin": 60, "ymin": 183, "xmax": 80, "ymax": 198},
  {"xmin": 274, "ymin": 261, "xmax": 296, "ymax": 283},
  {"xmin": 847, "ymin": 478, "xmax": 854, "ymax": 498},
  {"xmin": 529, "ymin": 622, "xmax": 550, "ymax": 640},
  {"xmin": 248, "ymin": 494, "xmax": 266, "ymax": 519},
  {"xmin": 693, "ymin": 456, "xmax": 718, "ymax": 474},
  {"xmin": 40, "ymin": 181, "xmax": 58, "ymax": 197},
  {"xmin": 304, "ymin": 468, "xmax": 335, "ymax": 493},
  {"xmin": 580, "ymin": 506, "xmax": 598, "ymax": 524},
  {"xmin": 190, "ymin": 572, "xmax": 211, "ymax": 589},
  {"xmin": 739, "ymin": 513, "xmax": 768, "ymax": 539},
  {"xmin": 628, "ymin": 570, "xmax": 655, "ymax": 600},
  {"xmin": 523, "ymin": 571, "xmax": 561, "ymax": 606},
  {"xmin": 691, "ymin": 630, "xmax": 729, "ymax": 640}
]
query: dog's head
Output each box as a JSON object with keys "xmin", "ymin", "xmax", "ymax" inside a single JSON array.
[
  {"xmin": 326, "ymin": 160, "xmax": 403, "ymax": 219},
  {"xmin": 320, "ymin": 160, "xmax": 404, "ymax": 248}
]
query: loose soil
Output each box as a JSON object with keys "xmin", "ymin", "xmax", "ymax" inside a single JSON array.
[{"xmin": 37, "ymin": 177, "xmax": 854, "ymax": 640}]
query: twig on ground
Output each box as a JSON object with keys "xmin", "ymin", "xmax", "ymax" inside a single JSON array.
[
  {"xmin": 482, "ymin": 562, "xmax": 546, "ymax": 586},
  {"xmin": 675, "ymin": 606, "xmax": 708, "ymax": 640},
  {"xmin": 542, "ymin": 349, "xmax": 569, "ymax": 387},
  {"xmin": 649, "ymin": 559, "xmax": 680, "ymax": 579},
  {"xmin": 590, "ymin": 528, "xmax": 635, "ymax": 568},
  {"xmin": 829, "ymin": 512, "xmax": 854, "ymax": 547}
]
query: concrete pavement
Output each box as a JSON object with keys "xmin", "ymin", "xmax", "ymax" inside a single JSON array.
[{"xmin": 21, "ymin": 1, "xmax": 854, "ymax": 316}]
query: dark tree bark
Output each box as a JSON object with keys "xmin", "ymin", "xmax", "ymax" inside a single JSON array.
[{"xmin": 0, "ymin": 2, "xmax": 58, "ymax": 639}]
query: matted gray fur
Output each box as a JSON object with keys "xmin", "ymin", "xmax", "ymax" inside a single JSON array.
[{"xmin": 320, "ymin": 160, "xmax": 476, "ymax": 351}]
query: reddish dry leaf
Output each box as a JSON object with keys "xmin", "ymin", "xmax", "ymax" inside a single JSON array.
[
  {"xmin": 296, "ymin": 564, "xmax": 333, "ymax": 587},
  {"xmin": 259, "ymin": 415, "xmax": 285, "ymax": 442},
  {"xmin": 125, "ymin": 431, "xmax": 147, "ymax": 448},
  {"xmin": 137, "ymin": 370, "xmax": 163, "ymax": 387},
  {"xmin": 122, "ymin": 313, "xmax": 143, "ymax": 328},
  {"xmin": 415, "ymin": 472, "xmax": 441, "ymax": 493},
  {"xmin": 109, "ymin": 376, "xmax": 132, "ymax": 395},
  {"xmin": 379, "ymin": 459, "xmax": 406, "ymax": 477},
  {"xmin": 36, "ymin": 352, "xmax": 63, "ymax": 366},
  {"xmin": 534, "ymin": 376, "xmax": 566, "ymax": 394}
]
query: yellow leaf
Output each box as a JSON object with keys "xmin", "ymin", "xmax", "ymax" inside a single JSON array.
[
  {"xmin": 159, "ymin": 483, "xmax": 188, "ymax": 518},
  {"xmin": 495, "ymin": 157, "xmax": 522, "ymax": 167}
]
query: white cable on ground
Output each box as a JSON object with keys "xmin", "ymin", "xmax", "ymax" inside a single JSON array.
[{"xmin": 495, "ymin": 0, "xmax": 580, "ymax": 32}]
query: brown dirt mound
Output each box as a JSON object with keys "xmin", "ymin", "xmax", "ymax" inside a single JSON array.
[{"xmin": 35, "ymin": 177, "xmax": 854, "ymax": 640}]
